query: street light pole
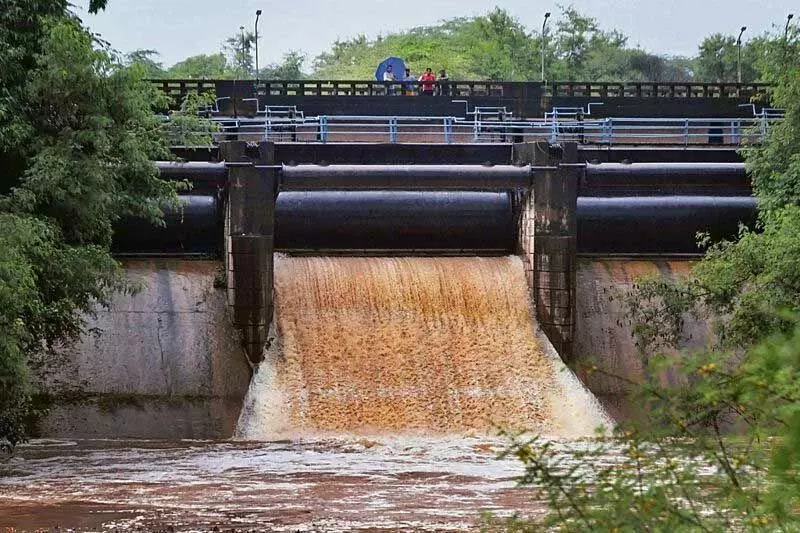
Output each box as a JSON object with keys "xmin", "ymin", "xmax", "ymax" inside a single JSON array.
[
  {"xmin": 737, "ymin": 26, "xmax": 746, "ymax": 84},
  {"xmin": 786, "ymin": 13, "xmax": 795, "ymax": 42},
  {"xmin": 255, "ymin": 10, "xmax": 262, "ymax": 82},
  {"xmin": 541, "ymin": 12, "xmax": 551, "ymax": 83},
  {"xmin": 239, "ymin": 25, "xmax": 246, "ymax": 78}
]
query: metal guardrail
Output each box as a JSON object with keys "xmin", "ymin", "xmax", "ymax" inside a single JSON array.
[{"xmin": 183, "ymin": 113, "xmax": 782, "ymax": 146}]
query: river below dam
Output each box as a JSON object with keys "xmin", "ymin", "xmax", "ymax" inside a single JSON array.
[
  {"xmin": 1, "ymin": 256, "xmax": 612, "ymax": 531},
  {"xmin": 0, "ymin": 436, "xmax": 616, "ymax": 531}
]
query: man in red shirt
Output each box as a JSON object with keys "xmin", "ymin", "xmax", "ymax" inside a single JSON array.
[{"xmin": 419, "ymin": 68, "xmax": 436, "ymax": 96}]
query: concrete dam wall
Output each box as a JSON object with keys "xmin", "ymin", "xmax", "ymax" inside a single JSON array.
[
  {"xmin": 573, "ymin": 258, "xmax": 709, "ymax": 420},
  {"xmin": 33, "ymin": 257, "xmax": 703, "ymax": 439},
  {"xmin": 33, "ymin": 260, "xmax": 251, "ymax": 439}
]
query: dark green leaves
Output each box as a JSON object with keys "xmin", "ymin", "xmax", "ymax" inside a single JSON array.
[{"xmin": 0, "ymin": 1, "xmax": 175, "ymax": 447}]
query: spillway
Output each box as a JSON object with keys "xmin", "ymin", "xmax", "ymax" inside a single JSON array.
[{"xmin": 237, "ymin": 255, "xmax": 610, "ymax": 438}]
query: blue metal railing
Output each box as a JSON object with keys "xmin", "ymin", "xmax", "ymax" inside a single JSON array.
[{"xmin": 175, "ymin": 107, "xmax": 785, "ymax": 146}]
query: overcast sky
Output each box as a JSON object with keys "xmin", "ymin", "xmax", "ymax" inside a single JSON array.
[{"xmin": 74, "ymin": 0, "xmax": 795, "ymax": 69}]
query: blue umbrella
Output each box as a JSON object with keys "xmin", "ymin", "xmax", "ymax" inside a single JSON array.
[{"xmin": 375, "ymin": 56, "xmax": 407, "ymax": 81}]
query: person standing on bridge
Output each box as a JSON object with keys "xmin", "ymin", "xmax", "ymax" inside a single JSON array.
[
  {"xmin": 403, "ymin": 68, "xmax": 416, "ymax": 96},
  {"xmin": 383, "ymin": 65, "xmax": 396, "ymax": 95},
  {"xmin": 419, "ymin": 68, "xmax": 436, "ymax": 96},
  {"xmin": 437, "ymin": 69, "xmax": 450, "ymax": 96}
]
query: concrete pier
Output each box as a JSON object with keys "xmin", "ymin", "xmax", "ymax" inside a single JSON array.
[
  {"xmin": 222, "ymin": 141, "xmax": 278, "ymax": 366},
  {"xmin": 514, "ymin": 141, "xmax": 580, "ymax": 360}
]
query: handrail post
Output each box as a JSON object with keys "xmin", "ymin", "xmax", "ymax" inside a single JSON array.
[
  {"xmin": 389, "ymin": 117, "xmax": 398, "ymax": 143},
  {"xmin": 320, "ymin": 116, "xmax": 328, "ymax": 143},
  {"xmin": 607, "ymin": 118, "xmax": 614, "ymax": 146},
  {"xmin": 684, "ymin": 119, "xmax": 690, "ymax": 146},
  {"xmin": 444, "ymin": 117, "xmax": 453, "ymax": 144}
]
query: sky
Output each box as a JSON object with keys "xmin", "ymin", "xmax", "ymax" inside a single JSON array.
[{"xmin": 74, "ymin": 0, "xmax": 796, "ymax": 69}]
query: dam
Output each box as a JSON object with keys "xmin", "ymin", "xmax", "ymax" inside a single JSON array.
[
  {"xmin": 32, "ymin": 138, "xmax": 755, "ymax": 438},
  {"xmin": 1, "ymin": 80, "xmax": 766, "ymax": 530}
]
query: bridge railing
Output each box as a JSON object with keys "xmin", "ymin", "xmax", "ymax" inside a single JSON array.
[
  {"xmin": 151, "ymin": 79, "xmax": 772, "ymax": 103},
  {"xmin": 545, "ymin": 82, "xmax": 770, "ymax": 99},
  {"xmin": 178, "ymin": 114, "xmax": 781, "ymax": 146}
]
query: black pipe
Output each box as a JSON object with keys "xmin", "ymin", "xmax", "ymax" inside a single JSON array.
[
  {"xmin": 280, "ymin": 164, "xmax": 532, "ymax": 190},
  {"xmin": 275, "ymin": 191, "xmax": 516, "ymax": 252},
  {"xmin": 156, "ymin": 162, "xmax": 227, "ymax": 194},
  {"xmin": 112, "ymin": 195, "xmax": 220, "ymax": 255},
  {"xmin": 577, "ymin": 196, "xmax": 757, "ymax": 254},
  {"xmin": 111, "ymin": 192, "xmax": 758, "ymax": 256},
  {"xmin": 582, "ymin": 162, "xmax": 750, "ymax": 196},
  {"xmin": 156, "ymin": 161, "xmax": 226, "ymax": 179}
]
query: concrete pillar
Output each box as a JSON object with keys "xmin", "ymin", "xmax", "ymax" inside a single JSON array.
[
  {"xmin": 221, "ymin": 141, "xmax": 277, "ymax": 367},
  {"xmin": 511, "ymin": 142, "xmax": 537, "ymax": 289},
  {"xmin": 514, "ymin": 141, "xmax": 580, "ymax": 361}
]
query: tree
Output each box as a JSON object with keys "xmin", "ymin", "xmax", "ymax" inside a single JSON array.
[
  {"xmin": 0, "ymin": 0, "xmax": 175, "ymax": 448},
  {"xmin": 224, "ymin": 29, "xmax": 256, "ymax": 78},
  {"xmin": 258, "ymin": 51, "xmax": 306, "ymax": 80},
  {"xmin": 168, "ymin": 53, "xmax": 229, "ymax": 79},
  {"xmin": 696, "ymin": 32, "xmax": 760, "ymax": 83},
  {"xmin": 126, "ymin": 49, "xmax": 166, "ymax": 79},
  {"xmin": 465, "ymin": 7, "xmax": 537, "ymax": 80},
  {"xmin": 306, "ymin": 6, "xmax": 676, "ymax": 82}
]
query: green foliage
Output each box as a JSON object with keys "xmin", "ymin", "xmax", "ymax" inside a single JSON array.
[
  {"xmin": 164, "ymin": 91, "xmax": 220, "ymax": 147},
  {"xmin": 311, "ymin": 8, "xmax": 539, "ymax": 80},
  {"xmin": 309, "ymin": 6, "xmax": 700, "ymax": 82},
  {"xmin": 224, "ymin": 29, "xmax": 256, "ymax": 78},
  {"xmin": 126, "ymin": 49, "xmax": 167, "ymax": 79},
  {"xmin": 167, "ymin": 53, "xmax": 229, "ymax": 79},
  {"xmin": 501, "ymin": 325, "xmax": 800, "ymax": 532},
  {"xmin": 0, "ymin": 1, "xmax": 175, "ymax": 447},
  {"xmin": 258, "ymin": 51, "xmax": 306, "ymax": 80},
  {"xmin": 502, "ymin": 24, "xmax": 800, "ymax": 531}
]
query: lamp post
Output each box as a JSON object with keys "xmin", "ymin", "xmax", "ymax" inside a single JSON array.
[
  {"xmin": 786, "ymin": 14, "xmax": 795, "ymax": 42},
  {"xmin": 239, "ymin": 26, "xmax": 246, "ymax": 78},
  {"xmin": 541, "ymin": 12, "xmax": 551, "ymax": 82},
  {"xmin": 255, "ymin": 10, "xmax": 262, "ymax": 82},
  {"xmin": 737, "ymin": 26, "xmax": 746, "ymax": 84}
]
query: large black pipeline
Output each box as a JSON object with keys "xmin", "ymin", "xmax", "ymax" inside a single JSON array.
[
  {"xmin": 156, "ymin": 162, "xmax": 226, "ymax": 194},
  {"xmin": 577, "ymin": 196, "xmax": 757, "ymax": 254},
  {"xmin": 121, "ymin": 162, "xmax": 756, "ymax": 255},
  {"xmin": 155, "ymin": 161, "xmax": 751, "ymax": 195},
  {"xmin": 280, "ymin": 164, "xmax": 532, "ymax": 190},
  {"xmin": 112, "ymin": 195, "xmax": 220, "ymax": 255},
  {"xmin": 112, "ymin": 192, "xmax": 757, "ymax": 255},
  {"xmin": 275, "ymin": 191, "xmax": 515, "ymax": 253},
  {"xmin": 582, "ymin": 163, "xmax": 750, "ymax": 196}
]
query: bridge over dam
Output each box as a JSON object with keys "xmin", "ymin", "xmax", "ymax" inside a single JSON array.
[
  {"xmin": 155, "ymin": 79, "xmax": 782, "ymax": 146},
  {"xmin": 155, "ymin": 79, "xmax": 773, "ymax": 119},
  {"xmin": 32, "ymin": 136, "xmax": 757, "ymax": 439}
]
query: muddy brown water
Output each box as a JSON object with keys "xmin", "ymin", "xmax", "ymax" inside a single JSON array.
[
  {"xmin": 1, "ymin": 437, "xmax": 559, "ymax": 531},
  {"xmin": 1, "ymin": 256, "xmax": 611, "ymax": 531}
]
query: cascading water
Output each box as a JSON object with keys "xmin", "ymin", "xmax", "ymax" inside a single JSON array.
[
  {"xmin": 237, "ymin": 255, "xmax": 610, "ymax": 438},
  {"xmin": 2, "ymin": 255, "xmax": 615, "ymax": 531}
]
